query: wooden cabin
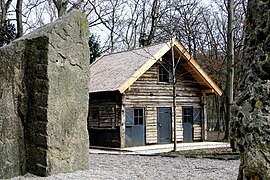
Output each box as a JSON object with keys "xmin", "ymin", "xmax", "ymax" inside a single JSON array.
[{"xmin": 88, "ymin": 39, "xmax": 222, "ymax": 148}]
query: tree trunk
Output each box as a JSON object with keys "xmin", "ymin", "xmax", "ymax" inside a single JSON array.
[
  {"xmin": 171, "ymin": 38, "xmax": 177, "ymax": 152},
  {"xmin": 16, "ymin": 0, "xmax": 23, "ymax": 38},
  {"xmin": 53, "ymin": 0, "xmax": 68, "ymax": 17},
  {"xmin": 0, "ymin": 0, "xmax": 13, "ymax": 46},
  {"xmin": 224, "ymin": 0, "xmax": 234, "ymax": 141},
  {"xmin": 147, "ymin": 0, "xmax": 159, "ymax": 45}
]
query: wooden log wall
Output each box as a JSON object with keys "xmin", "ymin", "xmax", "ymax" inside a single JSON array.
[
  {"xmin": 124, "ymin": 61, "xmax": 203, "ymax": 144},
  {"xmin": 88, "ymin": 91, "xmax": 121, "ymax": 128},
  {"xmin": 193, "ymin": 124, "xmax": 202, "ymax": 140}
]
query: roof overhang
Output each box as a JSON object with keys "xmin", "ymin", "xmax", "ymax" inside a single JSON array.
[{"xmin": 173, "ymin": 40, "xmax": 223, "ymax": 96}]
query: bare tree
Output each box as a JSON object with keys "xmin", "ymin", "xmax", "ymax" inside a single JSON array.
[
  {"xmin": 22, "ymin": 0, "xmax": 53, "ymax": 33},
  {"xmin": 122, "ymin": 0, "xmax": 140, "ymax": 49},
  {"xmin": 0, "ymin": 0, "xmax": 13, "ymax": 46},
  {"xmin": 87, "ymin": 0, "xmax": 126, "ymax": 52},
  {"xmin": 224, "ymin": 0, "xmax": 234, "ymax": 140},
  {"xmin": 53, "ymin": 0, "xmax": 68, "ymax": 17},
  {"xmin": 146, "ymin": 0, "xmax": 160, "ymax": 45},
  {"xmin": 16, "ymin": 0, "xmax": 23, "ymax": 38},
  {"xmin": 52, "ymin": 0, "xmax": 84, "ymax": 16},
  {"xmin": 173, "ymin": 0, "xmax": 205, "ymax": 56},
  {"xmin": 0, "ymin": 0, "xmax": 13, "ymax": 27}
]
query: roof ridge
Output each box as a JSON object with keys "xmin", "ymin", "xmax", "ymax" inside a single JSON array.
[{"xmin": 101, "ymin": 41, "xmax": 168, "ymax": 57}]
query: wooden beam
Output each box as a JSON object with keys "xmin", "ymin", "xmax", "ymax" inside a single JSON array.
[
  {"xmin": 174, "ymin": 40, "xmax": 223, "ymax": 96},
  {"xmin": 120, "ymin": 94, "xmax": 126, "ymax": 148},
  {"xmin": 202, "ymin": 93, "xmax": 207, "ymax": 141},
  {"xmin": 201, "ymin": 89, "xmax": 214, "ymax": 94}
]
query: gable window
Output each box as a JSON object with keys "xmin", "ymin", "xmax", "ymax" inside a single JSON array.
[
  {"xmin": 126, "ymin": 108, "xmax": 144, "ymax": 126},
  {"xmin": 158, "ymin": 58, "xmax": 173, "ymax": 83}
]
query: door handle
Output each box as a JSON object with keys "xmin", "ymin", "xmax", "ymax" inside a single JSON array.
[{"xmin": 159, "ymin": 123, "xmax": 162, "ymax": 127}]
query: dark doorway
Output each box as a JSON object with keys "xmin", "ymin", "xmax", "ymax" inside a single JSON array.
[{"xmin": 157, "ymin": 107, "xmax": 172, "ymax": 144}]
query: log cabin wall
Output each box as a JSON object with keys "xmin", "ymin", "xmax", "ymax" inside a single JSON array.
[
  {"xmin": 123, "ymin": 59, "xmax": 203, "ymax": 144},
  {"xmin": 175, "ymin": 61, "xmax": 203, "ymax": 141},
  {"xmin": 88, "ymin": 91, "xmax": 122, "ymax": 147}
]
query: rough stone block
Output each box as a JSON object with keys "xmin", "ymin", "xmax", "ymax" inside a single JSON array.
[
  {"xmin": 0, "ymin": 10, "xmax": 90, "ymax": 178},
  {"xmin": 0, "ymin": 41, "xmax": 26, "ymax": 179},
  {"xmin": 233, "ymin": 1, "xmax": 270, "ymax": 179},
  {"xmin": 23, "ymin": 10, "xmax": 90, "ymax": 176}
]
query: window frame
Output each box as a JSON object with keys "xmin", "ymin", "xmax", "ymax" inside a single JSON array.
[
  {"xmin": 158, "ymin": 58, "xmax": 173, "ymax": 83},
  {"xmin": 182, "ymin": 106, "xmax": 193, "ymax": 123},
  {"xmin": 126, "ymin": 108, "xmax": 144, "ymax": 126},
  {"xmin": 182, "ymin": 106, "xmax": 202, "ymax": 125},
  {"xmin": 134, "ymin": 108, "xmax": 144, "ymax": 125}
]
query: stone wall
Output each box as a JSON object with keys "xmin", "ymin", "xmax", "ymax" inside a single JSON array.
[
  {"xmin": 233, "ymin": 0, "xmax": 270, "ymax": 179},
  {"xmin": 0, "ymin": 10, "xmax": 90, "ymax": 178}
]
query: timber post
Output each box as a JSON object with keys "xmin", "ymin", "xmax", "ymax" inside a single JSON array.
[
  {"xmin": 202, "ymin": 93, "xmax": 207, "ymax": 141},
  {"xmin": 120, "ymin": 93, "xmax": 126, "ymax": 148}
]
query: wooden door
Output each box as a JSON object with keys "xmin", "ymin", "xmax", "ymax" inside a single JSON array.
[
  {"xmin": 157, "ymin": 108, "xmax": 172, "ymax": 144},
  {"xmin": 125, "ymin": 108, "xmax": 145, "ymax": 147},
  {"xmin": 183, "ymin": 106, "xmax": 193, "ymax": 142}
]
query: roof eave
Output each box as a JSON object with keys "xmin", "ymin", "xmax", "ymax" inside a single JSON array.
[{"xmin": 174, "ymin": 40, "xmax": 223, "ymax": 96}]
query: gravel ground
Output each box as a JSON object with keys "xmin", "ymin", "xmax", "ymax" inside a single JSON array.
[{"xmin": 12, "ymin": 153, "xmax": 240, "ymax": 180}]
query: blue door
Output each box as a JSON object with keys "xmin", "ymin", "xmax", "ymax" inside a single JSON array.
[
  {"xmin": 125, "ymin": 108, "xmax": 145, "ymax": 146},
  {"xmin": 183, "ymin": 107, "xmax": 193, "ymax": 142},
  {"xmin": 157, "ymin": 108, "xmax": 172, "ymax": 144}
]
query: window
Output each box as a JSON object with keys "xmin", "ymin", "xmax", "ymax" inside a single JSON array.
[
  {"xmin": 126, "ymin": 108, "xmax": 144, "ymax": 126},
  {"xmin": 183, "ymin": 107, "xmax": 193, "ymax": 123},
  {"xmin": 182, "ymin": 106, "xmax": 202, "ymax": 124},
  {"xmin": 134, "ymin": 109, "xmax": 144, "ymax": 125},
  {"xmin": 159, "ymin": 58, "xmax": 173, "ymax": 82}
]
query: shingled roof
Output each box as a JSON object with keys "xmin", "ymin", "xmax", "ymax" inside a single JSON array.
[{"xmin": 89, "ymin": 39, "xmax": 222, "ymax": 96}]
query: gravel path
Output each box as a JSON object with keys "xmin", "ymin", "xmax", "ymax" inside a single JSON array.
[{"xmin": 13, "ymin": 154, "xmax": 240, "ymax": 180}]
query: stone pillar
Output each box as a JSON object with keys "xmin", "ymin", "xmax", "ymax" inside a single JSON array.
[
  {"xmin": 25, "ymin": 10, "xmax": 90, "ymax": 176},
  {"xmin": 233, "ymin": 0, "xmax": 270, "ymax": 179},
  {"xmin": 0, "ymin": 10, "xmax": 90, "ymax": 178}
]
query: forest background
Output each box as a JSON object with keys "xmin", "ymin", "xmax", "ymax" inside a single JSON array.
[{"xmin": 0, "ymin": 0, "xmax": 247, "ymax": 137}]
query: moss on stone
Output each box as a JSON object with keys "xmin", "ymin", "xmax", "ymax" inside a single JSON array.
[
  {"xmin": 255, "ymin": 99, "xmax": 263, "ymax": 109},
  {"xmin": 80, "ymin": 16, "xmax": 89, "ymax": 37}
]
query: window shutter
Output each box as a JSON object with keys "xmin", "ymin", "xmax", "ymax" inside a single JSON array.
[
  {"xmin": 193, "ymin": 107, "xmax": 202, "ymax": 124},
  {"xmin": 126, "ymin": 108, "xmax": 134, "ymax": 126}
]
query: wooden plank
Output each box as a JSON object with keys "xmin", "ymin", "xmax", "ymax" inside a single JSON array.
[
  {"xmin": 125, "ymin": 91, "xmax": 200, "ymax": 97},
  {"xmin": 193, "ymin": 124, "xmax": 202, "ymax": 139},
  {"xmin": 145, "ymin": 106, "xmax": 158, "ymax": 143}
]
